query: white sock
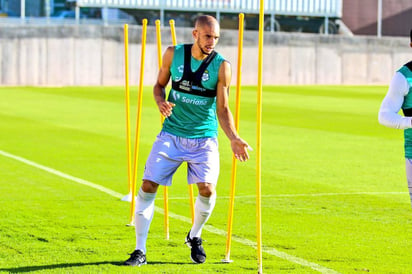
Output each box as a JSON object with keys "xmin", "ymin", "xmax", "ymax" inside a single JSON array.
[
  {"xmin": 190, "ymin": 193, "xmax": 216, "ymax": 239},
  {"xmin": 135, "ymin": 188, "xmax": 156, "ymax": 253}
]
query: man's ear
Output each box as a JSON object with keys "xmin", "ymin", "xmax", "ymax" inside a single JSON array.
[{"xmin": 192, "ymin": 29, "xmax": 198, "ymax": 40}]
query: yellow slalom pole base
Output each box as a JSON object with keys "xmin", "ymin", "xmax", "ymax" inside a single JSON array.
[
  {"xmin": 221, "ymin": 256, "xmax": 234, "ymax": 263},
  {"xmin": 121, "ymin": 192, "xmax": 132, "ymax": 202},
  {"xmin": 127, "ymin": 193, "xmax": 136, "ymax": 227}
]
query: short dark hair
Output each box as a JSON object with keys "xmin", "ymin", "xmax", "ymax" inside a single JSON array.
[
  {"xmin": 194, "ymin": 15, "xmax": 218, "ymax": 28},
  {"xmin": 410, "ymin": 29, "xmax": 412, "ymax": 43}
]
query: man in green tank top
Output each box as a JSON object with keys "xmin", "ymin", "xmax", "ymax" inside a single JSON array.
[
  {"xmin": 125, "ymin": 15, "xmax": 251, "ymax": 266},
  {"xmin": 379, "ymin": 29, "xmax": 412, "ymax": 206}
]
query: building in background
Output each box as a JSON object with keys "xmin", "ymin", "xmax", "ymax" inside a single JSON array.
[
  {"xmin": 0, "ymin": 0, "xmax": 90, "ymax": 17},
  {"xmin": 0, "ymin": 0, "xmax": 67, "ymax": 17},
  {"xmin": 0, "ymin": 0, "xmax": 410, "ymax": 37},
  {"xmin": 76, "ymin": 0, "xmax": 342, "ymax": 33},
  {"xmin": 342, "ymin": 0, "xmax": 412, "ymax": 37}
]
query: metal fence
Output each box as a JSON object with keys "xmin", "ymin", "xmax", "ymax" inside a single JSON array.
[
  {"xmin": 76, "ymin": 0, "xmax": 342, "ymax": 33},
  {"xmin": 0, "ymin": 0, "xmax": 342, "ymax": 34},
  {"xmin": 0, "ymin": 17, "xmax": 134, "ymax": 26},
  {"xmin": 77, "ymin": 0, "xmax": 342, "ymax": 17}
]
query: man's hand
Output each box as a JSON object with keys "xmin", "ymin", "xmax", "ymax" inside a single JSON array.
[
  {"xmin": 231, "ymin": 137, "xmax": 251, "ymax": 162},
  {"xmin": 157, "ymin": 101, "xmax": 175, "ymax": 118}
]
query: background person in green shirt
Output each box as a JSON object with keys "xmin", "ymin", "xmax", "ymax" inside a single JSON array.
[{"xmin": 378, "ymin": 29, "xmax": 412, "ymax": 206}]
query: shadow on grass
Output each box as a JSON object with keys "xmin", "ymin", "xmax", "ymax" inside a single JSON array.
[
  {"xmin": 0, "ymin": 261, "xmax": 122, "ymax": 273},
  {"xmin": 0, "ymin": 260, "xmax": 215, "ymax": 272}
]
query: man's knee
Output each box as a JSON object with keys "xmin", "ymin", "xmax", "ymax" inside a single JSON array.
[
  {"xmin": 197, "ymin": 183, "xmax": 215, "ymax": 197},
  {"xmin": 141, "ymin": 180, "xmax": 159, "ymax": 193}
]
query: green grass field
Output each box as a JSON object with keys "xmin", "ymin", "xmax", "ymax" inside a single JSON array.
[{"xmin": 0, "ymin": 85, "xmax": 410, "ymax": 273}]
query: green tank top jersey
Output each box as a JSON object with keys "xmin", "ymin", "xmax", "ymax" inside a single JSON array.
[
  {"xmin": 162, "ymin": 44, "xmax": 226, "ymax": 138},
  {"xmin": 399, "ymin": 62, "xmax": 412, "ymax": 158}
]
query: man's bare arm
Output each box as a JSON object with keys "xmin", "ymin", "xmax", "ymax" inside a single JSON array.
[
  {"xmin": 216, "ymin": 61, "xmax": 250, "ymax": 162},
  {"xmin": 154, "ymin": 46, "xmax": 175, "ymax": 117}
]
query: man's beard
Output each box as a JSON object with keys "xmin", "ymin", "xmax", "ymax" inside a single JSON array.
[{"xmin": 197, "ymin": 41, "xmax": 211, "ymax": 55}]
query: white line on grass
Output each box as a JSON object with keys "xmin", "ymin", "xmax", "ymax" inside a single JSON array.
[
  {"xmin": 0, "ymin": 149, "xmax": 339, "ymax": 274},
  {"xmin": 0, "ymin": 150, "xmax": 123, "ymax": 199},
  {"xmin": 156, "ymin": 192, "xmax": 407, "ymax": 200}
]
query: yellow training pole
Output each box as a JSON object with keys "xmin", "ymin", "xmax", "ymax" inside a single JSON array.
[
  {"xmin": 129, "ymin": 19, "xmax": 148, "ymax": 226},
  {"xmin": 169, "ymin": 19, "xmax": 195, "ymax": 225},
  {"xmin": 123, "ymin": 24, "xmax": 133, "ymax": 202},
  {"xmin": 223, "ymin": 13, "xmax": 244, "ymax": 263},
  {"xmin": 257, "ymin": 1, "xmax": 264, "ymax": 273},
  {"xmin": 155, "ymin": 20, "xmax": 162, "ymax": 73},
  {"xmin": 169, "ymin": 19, "xmax": 177, "ymax": 47},
  {"xmin": 156, "ymin": 19, "xmax": 170, "ymax": 240}
]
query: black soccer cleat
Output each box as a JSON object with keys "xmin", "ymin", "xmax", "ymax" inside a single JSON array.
[
  {"xmin": 185, "ymin": 231, "xmax": 206, "ymax": 264},
  {"xmin": 124, "ymin": 249, "xmax": 147, "ymax": 266}
]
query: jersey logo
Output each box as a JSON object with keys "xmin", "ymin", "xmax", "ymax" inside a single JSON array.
[
  {"xmin": 178, "ymin": 80, "xmax": 192, "ymax": 92},
  {"xmin": 174, "ymin": 65, "xmax": 184, "ymax": 81},
  {"xmin": 172, "ymin": 90, "xmax": 208, "ymax": 106},
  {"xmin": 202, "ymin": 70, "xmax": 210, "ymax": 82},
  {"xmin": 172, "ymin": 90, "xmax": 181, "ymax": 101}
]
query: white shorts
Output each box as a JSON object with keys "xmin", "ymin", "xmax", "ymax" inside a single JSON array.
[{"xmin": 143, "ymin": 131, "xmax": 220, "ymax": 186}]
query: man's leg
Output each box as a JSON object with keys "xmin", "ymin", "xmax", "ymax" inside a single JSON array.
[
  {"xmin": 124, "ymin": 180, "xmax": 159, "ymax": 266},
  {"xmin": 186, "ymin": 182, "xmax": 216, "ymax": 264},
  {"xmin": 184, "ymin": 137, "xmax": 219, "ymax": 263},
  {"xmin": 191, "ymin": 183, "xmax": 216, "ymax": 238},
  {"xmin": 135, "ymin": 181, "xmax": 159, "ymax": 252}
]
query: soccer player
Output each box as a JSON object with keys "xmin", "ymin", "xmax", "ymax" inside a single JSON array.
[
  {"xmin": 124, "ymin": 15, "xmax": 250, "ymax": 266},
  {"xmin": 378, "ymin": 29, "xmax": 412, "ymax": 206}
]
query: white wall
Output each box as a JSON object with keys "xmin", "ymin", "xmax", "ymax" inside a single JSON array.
[{"xmin": 0, "ymin": 25, "xmax": 409, "ymax": 86}]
